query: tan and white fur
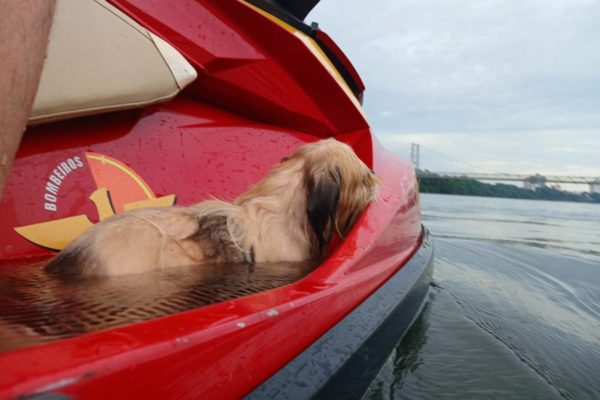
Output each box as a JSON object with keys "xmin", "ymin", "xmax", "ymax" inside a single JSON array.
[{"xmin": 46, "ymin": 138, "xmax": 380, "ymax": 276}]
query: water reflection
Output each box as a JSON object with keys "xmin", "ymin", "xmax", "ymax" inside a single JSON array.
[
  {"xmin": 366, "ymin": 289, "xmax": 563, "ymax": 400},
  {"xmin": 365, "ymin": 194, "xmax": 600, "ymax": 400}
]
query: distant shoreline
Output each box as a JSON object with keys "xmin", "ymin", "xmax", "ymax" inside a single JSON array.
[{"xmin": 418, "ymin": 176, "xmax": 600, "ymax": 204}]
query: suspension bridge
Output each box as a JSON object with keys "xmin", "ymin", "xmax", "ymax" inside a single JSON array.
[{"xmin": 410, "ymin": 143, "xmax": 600, "ymax": 192}]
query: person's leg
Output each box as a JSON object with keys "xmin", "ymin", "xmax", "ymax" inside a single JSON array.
[{"xmin": 0, "ymin": 0, "xmax": 55, "ymax": 199}]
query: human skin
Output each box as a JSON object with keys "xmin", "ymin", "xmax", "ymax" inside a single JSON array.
[{"xmin": 0, "ymin": 0, "xmax": 55, "ymax": 200}]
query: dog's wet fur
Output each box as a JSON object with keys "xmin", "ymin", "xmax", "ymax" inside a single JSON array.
[{"xmin": 46, "ymin": 139, "xmax": 380, "ymax": 276}]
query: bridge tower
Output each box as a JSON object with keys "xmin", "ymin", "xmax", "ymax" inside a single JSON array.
[{"xmin": 411, "ymin": 143, "xmax": 420, "ymax": 170}]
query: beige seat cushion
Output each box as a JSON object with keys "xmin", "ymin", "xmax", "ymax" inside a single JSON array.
[{"xmin": 28, "ymin": 0, "xmax": 197, "ymax": 125}]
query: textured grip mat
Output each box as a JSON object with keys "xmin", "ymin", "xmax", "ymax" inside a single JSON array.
[{"xmin": 0, "ymin": 260, "xmax": 316, "ymax": 353}]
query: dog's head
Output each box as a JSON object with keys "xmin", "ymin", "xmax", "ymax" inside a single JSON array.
[{"xmin": 289, "ymin": 139, "xmax": 381, "ymax": 255}]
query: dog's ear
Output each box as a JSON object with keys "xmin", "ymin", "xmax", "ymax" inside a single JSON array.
[{"xmin": 306, "ymin": 172, "xmax": 340, "ymax": 256}]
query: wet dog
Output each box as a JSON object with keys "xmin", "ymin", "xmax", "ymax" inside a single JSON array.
[{"xmin": 46, "ymin": 138, "xmax": 380, "ymax": 276}]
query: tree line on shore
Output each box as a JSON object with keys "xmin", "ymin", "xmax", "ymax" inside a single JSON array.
[{"xmin": 418, "ymin": 175, "xmax": 600, "ymax": 203}]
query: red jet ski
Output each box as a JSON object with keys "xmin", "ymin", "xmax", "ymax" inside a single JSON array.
[{"xmin": 0, "ymin": 1, "xmax": 432, "ymax": 398}]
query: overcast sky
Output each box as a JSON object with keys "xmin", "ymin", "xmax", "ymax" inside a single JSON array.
[{"xmin": 310, "ymin": 0, "xmax": 600, "ymax": 180}]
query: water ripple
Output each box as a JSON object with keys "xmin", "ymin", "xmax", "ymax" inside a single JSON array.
[{"xmin": 366, "ymin": 195, "xmax": 600, "ymax": 400}]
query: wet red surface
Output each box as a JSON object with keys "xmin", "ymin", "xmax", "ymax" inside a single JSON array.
[{"xmin": 0, "ymin": 1, "xmax": 422, "ymax": 398}]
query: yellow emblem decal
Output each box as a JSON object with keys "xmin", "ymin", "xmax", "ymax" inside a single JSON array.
[{"xmin": 15, "ymin": 152, "xmax": 175, "ymax": 250}]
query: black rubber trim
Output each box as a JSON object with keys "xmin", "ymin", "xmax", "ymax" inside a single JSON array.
[
  {"xmin": 246, "ymin": 227, "xmax": 434, "ymax": 400},
  {"xmin": 245, "ymin": 0, "xmax": 316, "ymax": 36},
  {"xmin": 272, "ymin": 0, "xmax": 320, "ymax": 21},
  {"xmin": 312, "ymin": 34, "xmax": 364, "ymax": 102}
]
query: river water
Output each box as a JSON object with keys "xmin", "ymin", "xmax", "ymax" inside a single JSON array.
[{"xmin": 366, "ymin": 194, "xmax": 600, "ymax": 400}]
